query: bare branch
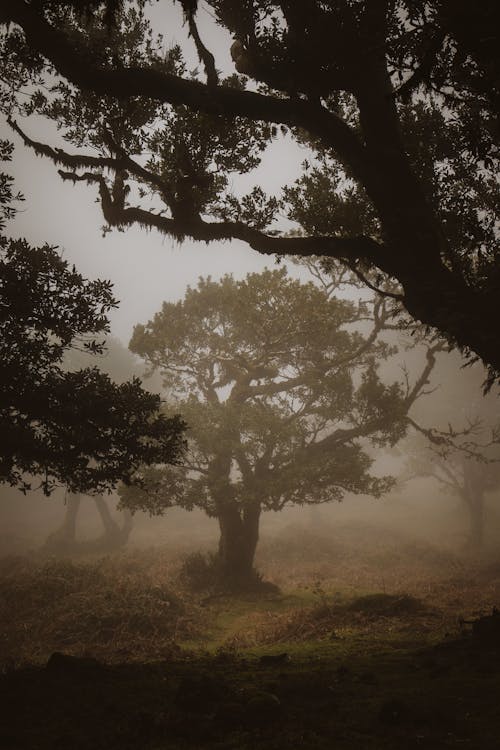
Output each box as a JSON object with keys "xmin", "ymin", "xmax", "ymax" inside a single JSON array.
[
  {"xmin": 178, "ymin": 0, "xmax": 218, "ymax": 87},
  {"xmin": 347, "ymin": 260, "xmax": 404, "ymax": 301},
  {"xmin": 8, "ymin": 117, "xmax": 121, "ymax": 171}
]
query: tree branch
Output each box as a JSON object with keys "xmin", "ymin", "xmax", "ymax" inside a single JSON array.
[
  {"xmin": 8, "ymin": 116, "xmax": 121, "ymax": 171},
  {"xmin": 1, "ymin": 1, "xmax": 370, "ymax": 181},
  {"xmin": 393, "ymin": 29, "xmax": 447, "ymax": 102},
  {"xmin": 56, "ymin": 166, "xmax": 387, "ymax": 260},
  {"xmin": 346, "ymin": 260, "xmax": 404, "ymax": 301},
  {"xmin": 178, "ymin": 0, "xmax": 218, "ymax": 87}
]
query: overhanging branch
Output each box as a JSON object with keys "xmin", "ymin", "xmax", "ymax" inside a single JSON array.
[
  {"xmin": 56, "ymin": 166, "xmax": 386, "ymax": 260},
  {"xmin": 1, "ymin": 0, "xmax": 370, "ymax": 182}
]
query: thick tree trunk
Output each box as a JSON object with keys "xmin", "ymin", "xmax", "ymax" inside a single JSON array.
[{"xmin": 217, "ymin": 503, "xmax": 261, "ymax": 587}]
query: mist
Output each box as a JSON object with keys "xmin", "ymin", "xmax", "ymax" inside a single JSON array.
[{"xmin": 1, "ymin": 2, "xmax": 500, "ymax": 749}]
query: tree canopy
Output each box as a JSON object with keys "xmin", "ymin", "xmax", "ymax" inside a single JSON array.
[
  {"xmin": 1, "ymin": 1, "xmax": 498, "ymax": 386},
  {"xmin": 121, "ymin": 268, "xmax": 439, "ymax": 584}
]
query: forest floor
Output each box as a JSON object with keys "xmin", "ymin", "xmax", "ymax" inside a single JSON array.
[{"xmin": 1, "ymin": 520, "xmax": 500, "ymax": 749}]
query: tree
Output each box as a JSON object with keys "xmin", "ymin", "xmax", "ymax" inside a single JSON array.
[
  {"xmin": 412, "ymin": 446, "xmax": 500, "ymax": 551},
  {"xmin": 0, "ymin": 147, "xmax": 186, "ymax": 495},
  {"xmin": 120, "ymin": 268, "xmax": 439, "ymax": 587},
  {"xmin": 1, "ymin": 1, "xmax": 498, "ymax": 385},
  {"xmin": 43, "ymin": 490, "xmax": 134, "ymax": 553},
  {"xmin": 403, "ymin": 355, "xmax": 500, "ymax": 550},
  {"xmin": 44, "ymin": 337, "xmax": 153, "ymax": 552},
  {"xmin": 0, "ymin": 237, "xmax": 186, "ymax": 494}
]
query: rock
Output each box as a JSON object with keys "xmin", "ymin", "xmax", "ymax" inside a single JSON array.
[
  {"xmin": 45, "ymin": 652, "xmax": 103, "ymax": 674},
  {"xmin": 472, "ymin": 609, "xmax": 500, "ymax": 642}
]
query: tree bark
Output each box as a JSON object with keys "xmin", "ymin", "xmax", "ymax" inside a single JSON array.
[
  {"xmin": 217, "ymin": 503, "xmax": 261, "ymax": 587},
  {"xmin": 43, "ymin": 492, "xmax": 81, "ymax": 551},
  {"xmin": 462, "ymin": 463, "xmax": 485, "ymax": 550},
  {"xmin": 94, "ymin": 496, "xmax": 133, "ymax": 549},
  {"xmin": 466, "ymin": 494, "xmax": 484, "ymax": 550}
]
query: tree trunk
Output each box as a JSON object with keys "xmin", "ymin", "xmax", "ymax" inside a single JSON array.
[
  {"xmin": 217, "ymin": 503, "xmax": 261, "ymax": 587},
  {"xmin": 43, "ymin": 492, "xmax": 81, "ymax": 551},
  {"xmin": 467, "ymin": 494, "xmax": 484, "ymax": 550},
  {"xmin": 94, "ymin": 496, "xmax": 133, "ymax": 549},
  {"xmin": 62, "ymin": 492, "xmax": 81, "ymax": 540},
  {"xmin": 463, "ymin": 462, "xmax": 485, "ymax": 550},
  {"xmin": 43, "ymin": 494, "xmax": 133, "ymax": 554}
]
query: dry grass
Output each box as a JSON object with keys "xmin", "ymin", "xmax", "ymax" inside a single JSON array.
[
  {"xmin": 0, "ymin": 553, "xmax": 205, "ymax": 667},
  {"xmin": 2, "ymin": 519, "xmax": 500, "ymax": 667},
  {"xmin": 230, "ymin": 521, "xmax": 500, "ymax": 648},
  {"xmin": 256, "ymin": 520, "xmax": 466, "ymax": 592},
  {"xmin": 226, "ymin": 592, "xmax": 442, "ymax": 647}
]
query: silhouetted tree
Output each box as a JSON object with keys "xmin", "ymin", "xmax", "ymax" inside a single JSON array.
[
  {"xmin": 120, "ymin": 268, "xmax": 439, "ymax": 587},
  {"xmin": 0, "ymin": 237, "xmax": 186, "ymax": 495},
  {"xmin": 44, "ymin": 491, "xmax": 134, "ymax": 553},
  {"xmin": 0, "ymin": 150, "xmax": 185, "ymax": 495},
  {"xmin": 1, "ymin": 1, "xmax": 498, "ymax": 385},
  {"xmin": 44, "ymin": 337, "xmax": 152, "ymax": 551}
]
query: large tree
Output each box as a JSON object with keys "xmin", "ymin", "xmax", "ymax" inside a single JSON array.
[
  {"xmin": 120, "ymin": 268, "xmax": 439, "ymax": 587},
  {"xmin": 1, "ymin": 1, "xmax": 498, "ymax": 385}
]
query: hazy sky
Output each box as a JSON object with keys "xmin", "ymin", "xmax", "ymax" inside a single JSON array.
[{"xmin": 3, "ymin": 2, "xmax": 307, "ymax": 346}]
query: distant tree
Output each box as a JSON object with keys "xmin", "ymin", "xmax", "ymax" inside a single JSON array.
[
  {"xmin": 410, "ymin": 443, "xmax": 500, "ymax": 551},
  {"xmin": 403, "ymin": 357, "xmax": 500, "ymax": 550},
  {"xmin": 0, "ymin": 148, "xmax": 185, "ymax": 495},
  {"xmin": 121, "ymin": 268, "xmax": 439, "ymax": 587},
  {"xmin": 45, "ymin": 337, "xmax": 151, "ymax": 552},
  {"xmin": 44, "ymin": 490, "xmax": 134, "ymax": 554},
  {"xmin": 1, "ymin": 2, "xmax": 499, "ymax": 385}
]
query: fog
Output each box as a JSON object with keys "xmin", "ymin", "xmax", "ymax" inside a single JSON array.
[{"xmin": 2, "ymin": 340, "xmax": 499, "ymax": 560}]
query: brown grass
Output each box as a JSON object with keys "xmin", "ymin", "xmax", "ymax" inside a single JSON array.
[
  {"xmin": 0, "ymin": 553, "xmax": 205, "ymax": 668},
  {"xmin": 2, "ymin": 519, "xmax": 500, "ymax": 667}
]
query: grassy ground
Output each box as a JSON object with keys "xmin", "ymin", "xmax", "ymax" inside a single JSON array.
[{"xmin": 1, "ymin": 521, "xmax": 500, "ymax": 749}]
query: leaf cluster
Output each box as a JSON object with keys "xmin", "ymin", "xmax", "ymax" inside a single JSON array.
[{"xmin": 0, "ymin": 239, "xmax": 185, "ymax": 494}]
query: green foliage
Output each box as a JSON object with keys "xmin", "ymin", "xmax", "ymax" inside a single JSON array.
[
  {"xmin": 123, "ymin": 269, "xmax": 415, "ymax": 526},
  {"xmin": 0, "ymin": 140, "xmax": 23, "ymax": 229},
  {"xmin": 0, "ymin": 145, "xmax": 186, "ymax": 494},
  {"xmin": 0, "ymin": 238, "xmax": 186, "ymax": 494}
]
